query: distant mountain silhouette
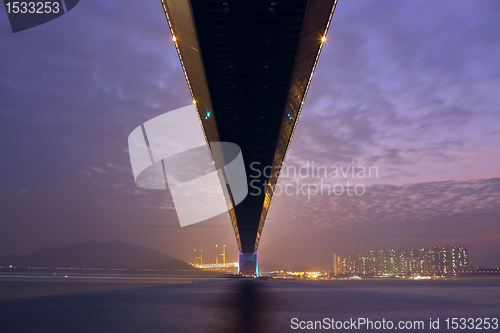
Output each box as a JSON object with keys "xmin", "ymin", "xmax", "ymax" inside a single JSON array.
[
  {"xmin": 0, "ymin": 240, "xmax": 172, "ymax": 269},
  {"xmin": 477, "ymin": 253, "xmax": 500, "ymax": 269}
]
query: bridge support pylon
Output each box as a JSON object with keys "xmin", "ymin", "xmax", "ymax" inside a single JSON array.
[{"xmin": 238, "ymin": 252, "xmax": 258, "ymax": 276}]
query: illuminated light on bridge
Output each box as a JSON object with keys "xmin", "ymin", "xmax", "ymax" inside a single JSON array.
[{"xmin": 162, "ymin": 0, "xmax": 338, "ymax": 275}]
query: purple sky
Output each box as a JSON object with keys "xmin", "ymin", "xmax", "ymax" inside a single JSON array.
[{"xmin": 0, "ymin": 0, "xmax": 499, "ymax": 270}]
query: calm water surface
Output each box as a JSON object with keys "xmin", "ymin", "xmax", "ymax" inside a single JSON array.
[{"xmin": 0, "ymin": 278, "xmax": 499, "ymax": 332}]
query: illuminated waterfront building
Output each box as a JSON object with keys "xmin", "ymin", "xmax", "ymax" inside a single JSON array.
[{"xmin": 332, "ymin": 245, "xmax": 469, "ymax": 277}]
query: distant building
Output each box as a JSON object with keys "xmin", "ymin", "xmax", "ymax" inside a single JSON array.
[
  {"xmin": 332, "ymin": 245, "xmax": 469, "ymax": 277},
  {"xmin": 332, "ymin": 254, "xmax": 339, "ymax": 276}
]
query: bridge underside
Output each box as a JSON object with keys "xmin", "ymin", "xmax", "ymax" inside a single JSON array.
[{"xmin": 162, "ymin": 0, "xmax": 337, "ymax": 275}]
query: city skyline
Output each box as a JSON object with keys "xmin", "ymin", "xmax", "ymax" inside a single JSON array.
[{"xmin": 333, "ymin": 245, "xmax": 469, "ymax": 277}]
